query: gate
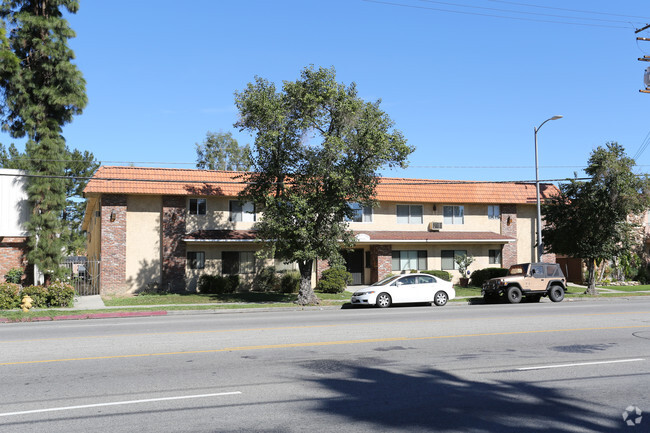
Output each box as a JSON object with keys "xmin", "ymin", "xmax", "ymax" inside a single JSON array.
[{"xmin": 60, "ymin": 258, "xmax": 101, "ymax": 296}]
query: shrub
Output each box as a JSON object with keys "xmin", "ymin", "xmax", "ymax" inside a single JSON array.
[
  {"xmin": 0, "ymin": 282, "xmax": 21, "ymax": 310},
  {"xmin": 316, "ymin": 266, "xmax": 352, "ymax": 294},
  {"xmin": 470, "ymin": 268, "xmax": 508, "ymax": 287},
  {"xmin": 4, "ymin": 267, "xmax": 23, "ymax": 284},
  {"xmin": 46, "ymin": 281, "xmax": 75, "ymax": 307},
  {"xmin": 253, "ymin": 267, "xmax": 279, "ymax": 292},
  {"xmin": 635, "ymin": 264, "xmax": 650, "ymax": 284},
  {"xmin": 279, "ymin": 271, "xmax": 300, "ymax": 293},
  {"xmin": 20, "ymin": 285, "xmax": 49, "ymax": 308},
  {"xmin": 420, "ymin": 270, "xmax": 451, "ymax": 281},
  {"xmin": 198, "ymin": 274, "xmax": 239, "ymax": 294}
]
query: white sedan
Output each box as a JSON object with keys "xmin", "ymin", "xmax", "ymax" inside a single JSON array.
[{"xmin": 350, "ymin": 273, "xmax": 455, "ymax": 308}]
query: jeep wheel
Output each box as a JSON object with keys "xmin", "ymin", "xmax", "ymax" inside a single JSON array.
[
  {"xmin": 506, "ymin": 286, "xmax": 522, "ymax": 304},
  {"xmin": 548, "ymin": 285, "xmax": 564, "ymax": 302}
]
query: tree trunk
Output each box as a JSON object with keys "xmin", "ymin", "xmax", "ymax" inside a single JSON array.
[
  {"xmin": 584, "ymin": 258, "xmax": 598, "ymax": 295},
  {"xmin": 296, "ymin": 260, "xmax": 319, "ymax": 306}
]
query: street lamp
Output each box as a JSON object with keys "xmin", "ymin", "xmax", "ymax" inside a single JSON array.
[{"xmin": 534, "ymin": 115, "xmax": 562, "ymax": 262}]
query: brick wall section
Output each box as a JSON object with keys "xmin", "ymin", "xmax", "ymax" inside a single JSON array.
[
  {"xmin": 0, "ymin": 236, "xmax": 28, "ymax": 282},
  {"xmin": 370, "ymin": 244, "xmax": 392, "ymax": 283},
  {"xmin": 500, "ymin": 204, "xmax": 518, "ymax": 268},
  {"xmin": 316, "ymin": 259, "xmax": 329, "ymax": 281},
  {"xmin": 162, "ymin": 196, "xmax": 187, "ymax": 291},
  {"xmin": 100, "ymin": 195, "xmax": 127, "ymax": 294}
]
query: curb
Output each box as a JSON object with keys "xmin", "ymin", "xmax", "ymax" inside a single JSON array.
[{"xmin": 0, "ymin": 310, "xmax": 167, "ymax": 323}]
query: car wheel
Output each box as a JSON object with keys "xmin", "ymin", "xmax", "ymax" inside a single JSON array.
[
  {"xmin": 434, "ymin": 290, "xmax": 448, "ymax": 306},
  {"xmin": 506, "ymin": 286, "xmax": 522, "ymax": 304},
  {"xmin": 376, "ymin": 292, "xmax": 392, "ymax": 308},
  {"xmin": 548, "ymin": 285, "xmax": 565, "ymax": 302}
]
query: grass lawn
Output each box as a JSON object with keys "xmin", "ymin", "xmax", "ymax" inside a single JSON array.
[
  {"xmin": 596, "ymin": 285, "xmax": 650, "ymax": 292},
  {"xmin": 102, "ymin": 291, "xmax": 350, "ymax": 307}
]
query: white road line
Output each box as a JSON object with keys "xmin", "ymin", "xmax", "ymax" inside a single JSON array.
[
  {"xmin": 0, "ymin": 391, "xmax": 242, "ymax": 418},
  {"xmin": 517, "ymin": 358, "xmax": 645, "ymax": 371}
]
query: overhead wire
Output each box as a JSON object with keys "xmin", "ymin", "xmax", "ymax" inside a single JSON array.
[{"xmin": 361, "ymin": 0, "xmax": 639, "ymax": 29}]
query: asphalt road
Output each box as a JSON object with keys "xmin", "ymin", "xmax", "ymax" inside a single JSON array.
[{"xmin": 1, "ymin": 298, "xmax": 649, "ymax": 432}]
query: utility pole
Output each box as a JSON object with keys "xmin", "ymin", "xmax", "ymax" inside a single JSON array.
[{"xmin": 636, "ymin": 24, "xmax": 650, "ymax": 93}]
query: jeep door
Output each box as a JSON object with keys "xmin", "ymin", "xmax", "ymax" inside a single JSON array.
[{"xmin": 529, "ymin": 264, "xmax": 546, "ymax": 291}]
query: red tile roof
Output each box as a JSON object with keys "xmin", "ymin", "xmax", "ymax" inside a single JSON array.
[{"xmin": 84, "ymin": 166, "xmax": 558, "ymax": 204}]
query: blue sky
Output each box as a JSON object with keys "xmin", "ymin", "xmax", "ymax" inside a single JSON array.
[{"xmin": 7, "ymin": 0, "xmax": 650, "ymax": 183}]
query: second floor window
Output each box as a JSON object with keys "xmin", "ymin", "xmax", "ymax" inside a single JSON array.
[
  {"xmin": 488, "ymin": 205, "xmax": 500, "ymax": 220},
  {"xmin": 396, "ymin": 204, "xmax": 423, "ymax": 224},
  {"xmin": 443, "ymin": 205, "xmax": 464, "ymax": 225},
  {"xmin": 230, "ymin": 200, "xmax": 256, "ymax": 222},
  {"xmin": 189, "ymin": 198, "xmax": 206, "ymax": 215},
  {"xmin": 346, "ymin": 203, "xmax": 373, "ymax": 223}
]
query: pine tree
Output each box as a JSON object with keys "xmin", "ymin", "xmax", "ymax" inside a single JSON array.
[{"xmin": 0, "ymin": 0, "xmax": 87, "ymax": 284}]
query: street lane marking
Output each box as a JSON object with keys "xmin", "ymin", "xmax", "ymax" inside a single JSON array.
[
  {"xmin": 517, "ymin": 358, "xmax": 645, "ymax": 371},
  {"xmin": 2, "ymin": 311, "xmax": 649, "ymax": 344},
  {"xmin": 2, "ymin": 324, "xmax": 650, "ymax": 366},
  {"xmin": 0, "ymin": 391, "xmax": 242, "ymax": 418}
]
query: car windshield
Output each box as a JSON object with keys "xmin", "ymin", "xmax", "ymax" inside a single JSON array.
[
  {"xmin": 508, "ymin": 264, "xmax": 529, "ymax": 275},
  {"xmin": 372, "ymin": 275, "xmax": 401, "ymax": 286}
]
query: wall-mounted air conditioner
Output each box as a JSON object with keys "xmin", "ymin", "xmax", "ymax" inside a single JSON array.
[{"xmin": 428, "ymin": 221, "xmax": 442, "ymax": 231}]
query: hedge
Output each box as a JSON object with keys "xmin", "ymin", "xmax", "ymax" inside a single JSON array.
[
  {"xmin": 470, "ymin": 267, "xmax": 509, "ymax": 287},
  {"xmin": 0, "ymin": 281, "xmax": 74, "ymax": 310},
  {"xmin": 420, "ymin": 270, "xmax": 452, "ymax": 282},
  {"xmin": 316, "ymin": 266, "xmax": 352, "ymax": 294}
]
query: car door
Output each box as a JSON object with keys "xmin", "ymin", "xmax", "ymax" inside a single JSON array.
[
  {"xmin": 530, "ymin": 264, "xmax": 546, "ymax": 292},
  {"xmin": 392, "ymin": 275, "xmax": 418, "ymax": 303},
  {"xmin": 416, "ymin": 275, "xmax": 437, "ymax": 301}
]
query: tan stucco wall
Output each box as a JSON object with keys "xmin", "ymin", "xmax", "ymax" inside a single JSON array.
[
  {"xmin": 126, "ymin": 195, "xmax": 162, "ymax": 293},
  {"xmin": 86, "ymin": 199, "xmax": 101, "ymax": 262},
  {"xmin": 348, "ymin": 202, "xmax": 503, "ymax": 232},
  {"xmin": 516, "ymin": 205, "xmax": 536, "ymax": 264}
]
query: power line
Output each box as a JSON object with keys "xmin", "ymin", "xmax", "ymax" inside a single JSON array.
[
  {"xmin": 487, "ymin": 0, "xmax": 650, "ymax": 21},
  {"xmin": 362, "ymin": 0, "xmax": 637, "ymax": 29}
]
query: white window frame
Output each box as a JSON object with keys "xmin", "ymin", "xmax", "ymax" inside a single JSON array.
[
  {"xmin": 488, "ymin": 205, "xmax": 500, "ymax": 220},
  {"xmin": 443, "ymin": 205, "xmax": 464, "ymax": 225},
  {"xmin": 189, "ymin": 198, "xmax": 206, "ymax": 215},
  {"xmin": 230, "ymin": 200, "xmax": 256, "ymax": 222},
  {"xmin": 347, "ymin": 203, "xmax": 373, "ymax": 223},
  {"xmin": 396, "ymin": 204, "xmax": 423, "ymax": 224},
  {"xmin": 391, "ymin": 250, "xmax": 427, "ymax": 271}
]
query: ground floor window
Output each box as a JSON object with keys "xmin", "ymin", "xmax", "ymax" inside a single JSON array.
[
  {"xmin": 489, "ymin": 249, "xmax": 502, "ymax": 265},
  {"xmin": 441, "ymin": 250, "xmax": 467, "ymax": 270},
  {"xmin": 222, "ymin": 251, "xmax": 255, "ymax": 275},
  {"xmin": 187, "ymin": 251, "xmax": 205, "ymax": 270},
  {"xmin": 392, "ymin": 250, "xmax": 427, "ymax": 271},
  {"xmin": 274, "ymin": 258, "xmax": 298, "ymax": 272}
]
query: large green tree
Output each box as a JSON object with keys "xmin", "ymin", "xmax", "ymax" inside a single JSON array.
[
  {"xmin": 235, "ymin": 66, "xmax": 413, "ymax": 305},
  {"xmin": 195, "ymin": 131, "xmax": 251, "ymax": 171},
  {"xmin": 0, "ymin": 0, "xmax": 87, "ymax": 284},
  {"xmin": 543, "ymin": 143, "xmax": 650, "ymax": 294}
]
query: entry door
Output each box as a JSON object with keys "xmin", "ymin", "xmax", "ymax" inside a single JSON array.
[{"xmin": 342, "ymin": 249, "xmax": 364, "ymax": 285}]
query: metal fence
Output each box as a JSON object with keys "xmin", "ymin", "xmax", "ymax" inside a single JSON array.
[{"xmin": 60, "ymin": 258, "xmax": 101, "ymax": 296}]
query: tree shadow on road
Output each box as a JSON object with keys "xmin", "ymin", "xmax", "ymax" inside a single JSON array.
[{"xmin": 302, "ymin": 360, "xmax": 620, "ymax": 432}]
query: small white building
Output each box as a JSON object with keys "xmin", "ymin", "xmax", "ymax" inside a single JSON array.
[{"xmin": 0, "ymin": 169, "xmax": 30, "ymax": 282}]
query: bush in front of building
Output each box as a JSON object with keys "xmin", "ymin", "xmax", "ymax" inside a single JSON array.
[
  {"xmin": 20, "ymin": 285, "xmax": 49, "ymax": 308},
  {"xmin": 0, "ymin": 282, "xmax": 21, "ymax": 310},
  {"xmin": 4, "ymin": 268, "xmax": 23, "ymax": 284},
  {"xmin": 253, "ymin": 267, "xmax": 280, "ymax": 292},
  {"xmin": 420, "ymin": 270, "xmax": 452, "ymax": 281},
  {"xmin": 46, "ymin": 281, "xmax": 75, "ymax": 307},
  {"xmin": 279, "ymin": 271, "xmax": 300, "ymax": 293},
  {"xmin": 470, "ymin": 267, "xmax": 508, "ymax": 287},
  {"xmin": 198, "ymin": 274, "xmax": 239, "ymax": 294},
  {"xmin": 316, "ymin": 266, "xmax": 352, "ymax": 294}
]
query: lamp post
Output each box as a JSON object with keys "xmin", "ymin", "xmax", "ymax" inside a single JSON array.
[{"xmin": 534, "ymin": 115, "xmax": 562, "ymax": 262}]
